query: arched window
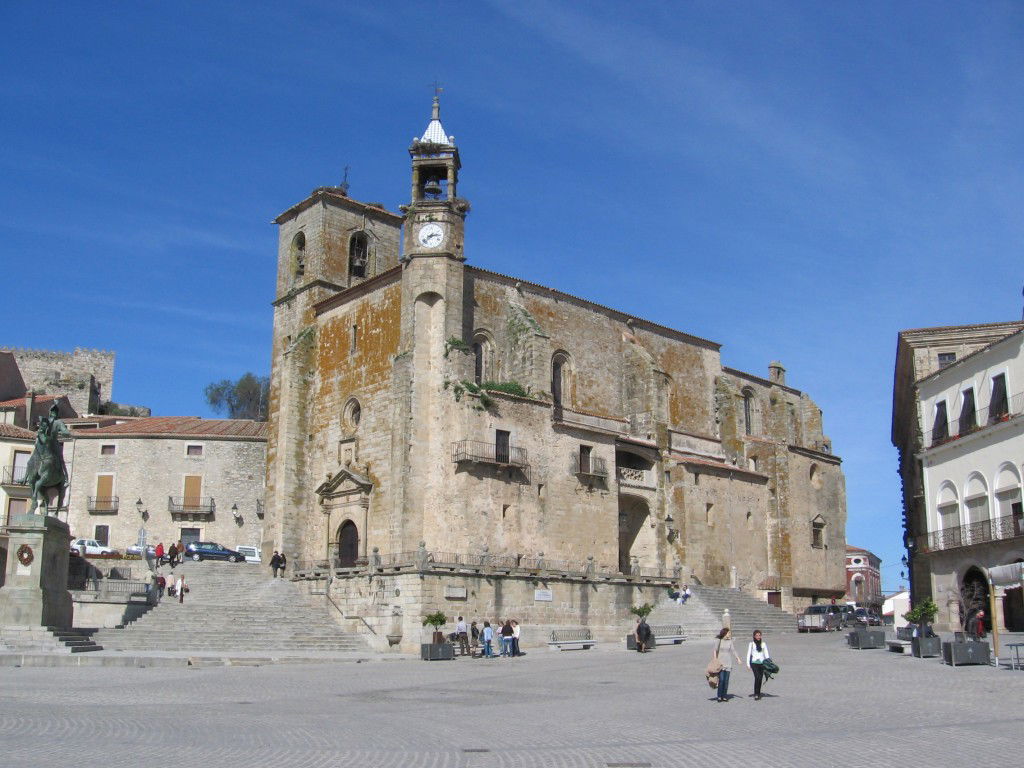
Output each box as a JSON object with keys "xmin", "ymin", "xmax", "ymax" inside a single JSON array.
[
  {"xmin": 965, "ymin": 473, "xmax": 991, "ymax": 543},
  {"xmin": 742, "ymin": 389, "xmax": 754, "ymax": 435},
  {"xmin": 290, "ymin": 232, "xmax": 306, "ymax": 278},
  {"xmin": 548, "ymin": 352, "xmax": 573, "ymax": 417},
  {"xmin": 471, "ymin": 332, "xmax": 492, "ymax": 385},
  {"xmin": 349, "ymin": 232, "xmax": 368, "ymax": 279}
]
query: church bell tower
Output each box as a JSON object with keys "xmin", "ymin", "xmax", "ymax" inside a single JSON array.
[{"xmin": 402, "ymin": 93, "xmax": 469, "ymax": 261}]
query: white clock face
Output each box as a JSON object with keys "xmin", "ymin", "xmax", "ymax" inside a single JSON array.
[{"xmin": 418, "ymin": 222, "xmax": 445, "ymax": 249}]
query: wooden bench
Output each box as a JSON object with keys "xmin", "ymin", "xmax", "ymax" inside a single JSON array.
[{"xmin": 549, "ymin": 628, "xmax": 597, "ymax": 650}]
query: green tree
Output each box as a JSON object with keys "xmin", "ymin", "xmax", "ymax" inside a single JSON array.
[{"xmin": 204, "ymin": 373, "xmax": 269, "ymax": 421}]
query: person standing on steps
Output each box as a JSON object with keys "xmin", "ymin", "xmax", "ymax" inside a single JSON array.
[
  {"xmin": 278, "ymin": 552, "xmax": 287, "ymax": 577},
  {"xmin": 712, "ymin": 627, "xmax": 743, "ymax": 702},
  {"xmin": 746, "ymin": 629, "xmax": 770, "ymax": 700},
  {"xmin": 155, "ymin": 542, "xmax": 164, "ymax": 565},
  {"xmin": 270, "ymin": 551, "xmax": 282, "ymax": 578},
  {"xmin": 177, "ymin": 574, "xmax": 187, "ymax": 604},
  {"xmin": 167, "ymin": 543, "xmax": 178, "ymax": 570}
]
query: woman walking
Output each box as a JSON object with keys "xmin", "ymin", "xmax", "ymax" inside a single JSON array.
[
  {"xmin": 746, "ymin": 629, "xmax": 770, "ymax": 700},
  {"xmin": 712, "ymin": 627, "xmax": 742, "ymax": 702}
]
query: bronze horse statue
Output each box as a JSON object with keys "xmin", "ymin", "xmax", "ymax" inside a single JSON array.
[{"xmin": 24, "ymin": 404, "xmax": 70, "ymax": 514}]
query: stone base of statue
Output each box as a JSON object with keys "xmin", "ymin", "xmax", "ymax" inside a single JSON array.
[{"xmin": 0, "ymin": 514, "xmax": 73, "ymax": 629}]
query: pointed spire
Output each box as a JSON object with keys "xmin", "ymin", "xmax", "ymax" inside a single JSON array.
[{"xmin": 420, "ymin": 90, "xmax": 452, "ymax": 146}]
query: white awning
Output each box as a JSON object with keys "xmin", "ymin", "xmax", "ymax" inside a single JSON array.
[{"xmin": 989, "ymin": 562, "xmax": 1024, "ymax": 587}]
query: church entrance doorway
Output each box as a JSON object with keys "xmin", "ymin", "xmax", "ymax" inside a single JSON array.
[
  {"xmin": 618, "ymin": 495, "xmax": 655, "ymax": 574},
  {"xmin": 336, "ymin": 520, "xmax": 359, "ymax": 568}
]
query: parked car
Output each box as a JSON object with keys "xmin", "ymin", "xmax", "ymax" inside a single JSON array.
[
  {"xmin": 853, "ymin": 607, "xmax": 882, "ymax": 626},
  {"xmin": 797, "ymin": 604, "xmax": 842, "ymax": 632},
  {"xmin": 125, "ymin": 544, "xmax": 156, "ymax": 557},
  {"xmin": 235, "ymin": 545, "xmax": 261, "ymax": 564},
  {"xmin": 185, "ymin": 541, "xmax": 245, "ymax": 562},
  {"xmin": 836, "ymin": 604, "xmax": 856, "ymax": 628},
  {"xmin": 71, "ymin": 538, "xmax": 118, "ymax": 556}
]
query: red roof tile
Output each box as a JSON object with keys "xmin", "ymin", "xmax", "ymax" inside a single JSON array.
[
  {"xmin": 72, "ymin": 417, "xmax": 267, "ymax": 440},
  {"xmin": 0, "ymin": 394, "xmax": 58, "ymax": 408},
  {"xmin": 0, "ymin": 423, "xmax": 35, "ymax": 440}
]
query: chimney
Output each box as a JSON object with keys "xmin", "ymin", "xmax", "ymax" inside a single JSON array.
[
  {"xmin": 24, "ymin": 390, "xmax": 34, "ymax": 429},
  {"xmin": 768, "ymin": 361, "xmax": 786, "ymax": 385}
]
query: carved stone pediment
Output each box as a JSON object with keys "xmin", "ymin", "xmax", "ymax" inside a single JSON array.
[{"xmin": 315, "ymin": 467, "xmax": 373, "ymax": 506}]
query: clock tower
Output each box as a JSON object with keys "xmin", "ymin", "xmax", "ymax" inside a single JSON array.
[{"xmin": 402, "ymin": 94, "xmax": 469, "ymax": 261}]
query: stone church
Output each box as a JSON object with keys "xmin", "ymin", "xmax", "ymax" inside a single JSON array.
[{"xmin": 263, "ymin": 97, "xmax": 846, "ymax": 649}]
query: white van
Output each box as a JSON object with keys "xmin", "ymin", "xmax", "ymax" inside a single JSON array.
[{"xmin": 235, "ymin": 546, "xmax": 261, "ymax": 564}]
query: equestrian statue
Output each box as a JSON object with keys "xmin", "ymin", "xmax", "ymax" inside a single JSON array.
[{"xmin": 24, "ymin": 403, "xmax": 71, "ymax": 514}]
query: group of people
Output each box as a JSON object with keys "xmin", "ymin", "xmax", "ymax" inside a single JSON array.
[
  {"xmin": 668, "ymin": 584, "xmax": 692, "ymax": 604},
  {"xmin": 155, "ymin": 571, "xmax": 188, "ymax": 603},
  {"xmin": 709, "ymin": 627, "xmax": 772, "ymax": 702},
  {"xmin": 153, "ymin": 541, "xmax": 184, "ymax": 568},
  {"xmin": 454, "ymin": 616, "xmax": 523, "ymax": 658},
  {"xmin": 269, "ymin": 551, "xmax": 288, "ymax": 578}
]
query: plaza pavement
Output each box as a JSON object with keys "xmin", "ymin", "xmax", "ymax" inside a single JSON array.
[{"xmin": 2, "ymin": 631, "xmax": 1022, "ymax": 768}]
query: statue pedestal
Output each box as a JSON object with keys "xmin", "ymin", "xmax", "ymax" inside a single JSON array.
[{"xmin": 0, "ymin": 514, "xmax": 73, "ymax": 629}]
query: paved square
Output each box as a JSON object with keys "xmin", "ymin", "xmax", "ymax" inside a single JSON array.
[{"xmin": 1, "ymin": 634, "xmax": 1022, "ymax": 767}]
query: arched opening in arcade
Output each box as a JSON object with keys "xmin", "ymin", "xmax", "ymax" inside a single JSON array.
[{"xmin": 1003, "ymin": 559, "xmax": 1024, "ymax": 632}]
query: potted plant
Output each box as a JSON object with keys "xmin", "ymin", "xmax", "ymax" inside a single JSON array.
[
  {"xmin": 627, "ymin": 603, "xmax": 654, "ymax": 650},
  {"xmin": 904, "ymin": 598, "xmax": 941, "ymax": 658},
  {"xmin": 421, "ymin": 611, "xmax": 453, "ymax": 661}
]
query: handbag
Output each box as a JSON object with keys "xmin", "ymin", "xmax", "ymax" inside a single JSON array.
[
  {"xmin": 706, "ymin": 672, "xmax": 719, "ymax": 689},
  {"xmin": 762, "ymin": 658, "xmax": 779, "ymax": 675}
]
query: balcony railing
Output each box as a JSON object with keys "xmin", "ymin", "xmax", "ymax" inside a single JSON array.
[
  {"xmin": 617, "ymin": 465, "xmax": 656, "ymax": 490},
  {"xmin": 168, "ymin": 496, "xmax": 216, "ymax": 515},
  {"xmin": 918, "ymin": 513, "xmax": 1024, "ymax": 554},
  {"xmin": 87, "ymin": 496, "xmax": 119, "ymax": 513},
  {"xmin": 924, "ymin": 391, "xmax": 1022, "ymax": 448},
  {"xmin": 451, "ymin": 440, "xmax": 528, "ymax": 468},
  {"xmin": 1, "ymin": 465, "xmax": 29, "ymax": 486},
  {"xmin": 573, "ymin": 453, "xmax": 608, "ymax": 478}
]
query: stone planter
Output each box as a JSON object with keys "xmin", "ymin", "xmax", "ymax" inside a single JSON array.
[
  {"xmin": 421, "ymin": 642, "xmax": 455, "ymax": 661},
  {"xmin": 911, "ymin": 636, "xmax": 941, "ymax": 658},
  {"xmin": 847, "ymin": 629, "xmax": 885, "ymax": 649},
  {"xmin": 942, "ymin": 640, "xmax": 991, "ymax": 666}
]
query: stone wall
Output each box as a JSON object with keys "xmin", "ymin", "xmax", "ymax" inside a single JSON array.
[
  {"xmin": 311, "ymin": 569, "xmax": 672, "ymax": 654},
  {"xmin": 0, "ymin": 347, "xmax": 115, "ymax": 415},
  {"xmin": 66, "ymin": 434, "xmax": 266, "ymax": 552}
]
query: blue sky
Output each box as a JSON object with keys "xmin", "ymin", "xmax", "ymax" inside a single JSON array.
[{"xmin": 2, "ymin": 1, "xmax": 1021, "ymax": 588}]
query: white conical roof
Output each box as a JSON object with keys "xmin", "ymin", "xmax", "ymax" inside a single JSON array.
[{"xmin": 420, "ymin": 95, "xmax": 453, "ymax": 145}]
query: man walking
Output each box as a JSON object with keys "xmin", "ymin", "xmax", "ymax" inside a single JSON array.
[
  {"xmin": 270, "ymin": 551, "xmax": 282, "ymax": 578},
  {"xmin": 455, "ymin": 616, "xmax": 470, "ymax": 656}
]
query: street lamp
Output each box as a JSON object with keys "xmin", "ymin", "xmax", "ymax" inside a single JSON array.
[
  {"xmin": 232, "ymin": 503, "xmax": 242, "ymax": 525},
  {"xmin": 135, "ymin": 498, "xmax": 148, "ymax": 520}
]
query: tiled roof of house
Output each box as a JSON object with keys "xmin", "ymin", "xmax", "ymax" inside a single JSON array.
[
  {"xmin": 0, "ymin": 394, "xmax": 58, "ymax": 408},
  {"xmin": 0, "ymin": 423, "xmax": 35, "ymax": 440},
  {"xmin": 72, "ymin": 417, "xmax": 267, "ymax": 440}
]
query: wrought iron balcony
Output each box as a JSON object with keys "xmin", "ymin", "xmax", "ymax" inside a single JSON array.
[
  {"xmin": 451, "ymin": 439, "xmax": 528, "ymax": 468},
  {"xmin": 573, "ymin": 453, "xmax": 608, "ymax": 478},
  {"xmin": 1, "ymin": 465, "xmax": 29, "ymax": 486},
  {"xmin": 168, "ymin": 496, "xmax": 216, "ymax": 516},
  {"xmin": 918, "ymin": 513, "xmax": 1024, "ymax": 554},
  {"xmin": 87, "ymin": 496, "xmax": 119, "ymax": 513},
  {"xmin": 923, "ymin": 391, "xmax": 1022, "ymax": 448}
]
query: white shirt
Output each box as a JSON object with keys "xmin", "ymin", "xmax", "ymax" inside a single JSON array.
[
  {"xmin": 456, "ymin": 620, "xmax": 467, "ymax": 634},
  {"xmin": 746, "ymin": 641, "xmax": 770, "ymax": 666},
  {"xmin": 512, "ymin": 624, "xmax": 520, "ymax": 639}
]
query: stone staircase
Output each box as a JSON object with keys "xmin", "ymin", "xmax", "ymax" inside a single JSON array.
[
  {"xmin": 0, "ymin": 626, "xmax": 103, "ymax": 653},
  {"xmin": 647, "ymin": 585, "xmax": 796, "ymax": 639},
  {"xmin": 92, "ymin": 561, "xmax": 367, "ymax": 653}
]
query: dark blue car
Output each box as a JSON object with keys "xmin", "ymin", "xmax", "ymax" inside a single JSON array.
[{"xmin": 185, "ymin": 541, "xmax": 245, "ymax": 563}]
